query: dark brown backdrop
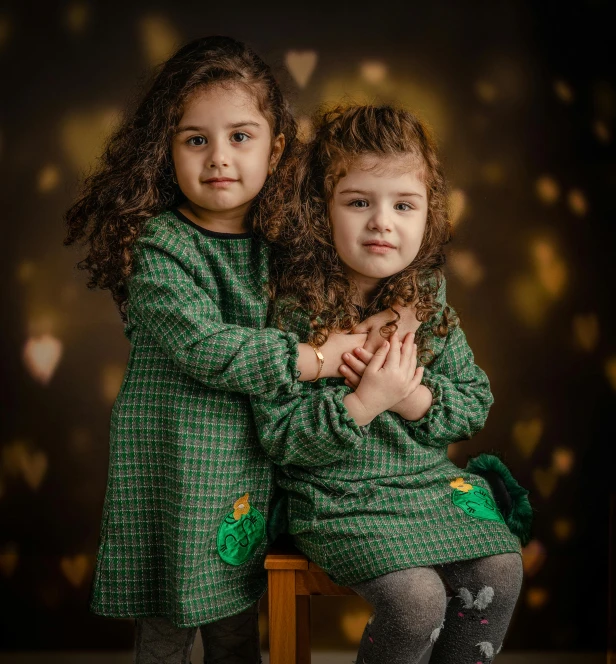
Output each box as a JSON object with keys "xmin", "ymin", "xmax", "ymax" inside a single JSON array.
[{"xmin": 0, "ymin": 0, "xmax": 614, "ymax": 653}]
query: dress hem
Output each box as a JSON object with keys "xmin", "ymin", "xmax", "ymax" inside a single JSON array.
[{"xmin": 89, "ymin": 583, "xmax": 268, "ymax": 629}]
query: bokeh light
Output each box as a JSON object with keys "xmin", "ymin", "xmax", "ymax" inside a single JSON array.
[
  {"xmin": 573, "ymin": 313, "xmax": 599, "ymax": 352},
  {"xmin": 65, "ymin": 1, "xmax": 89, "ymax": 34},
  {"xmin": 360, "ymin": 61, "xmax": 387, "ymax": 85},
  {"xmin": 285, "ymin": 50, "xmax": 318, "ymax": 89},
  {"xmin": 567, "ymin": 189, "xmax": 588, "ymax": 216},
  {"xmin": 553, "ymin": 79, "xmax": 574, "ymax": 104},
  {"xmin": 22, "ymin": 334, "xmax": 63, "ymax": 385},
  {"xmin": 522, "ymin": 540, "xmax": 546, "ymax": 577},
  {"xmin": 139, "ymin": 14, "xmax": 180, "ymax": 66},
  {"xmin": 448, "ymin": 249, "xmax": 484, "ymax": 288},
  {"xmin": 512, "ymin": 417, "xmax": 543, "ymax": 458},
  {"xmin": 38, "ymin": 165, "xmax": 61, "ymax": 194},
  {"xmin": 526, "ymin": 587, "xmax": 549, "ymax": 609},
  {"xmin": 535, "ymin": 176, "xmax": 560, "ymax": 205},
  {"xmin": 61, "ymin": 107, "xmax": 121, "ymax": 174}
]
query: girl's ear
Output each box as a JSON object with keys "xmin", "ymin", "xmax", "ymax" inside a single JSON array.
[{"xmin": 269, "ymin": 133, "xmax": 286, "ymax": 174}]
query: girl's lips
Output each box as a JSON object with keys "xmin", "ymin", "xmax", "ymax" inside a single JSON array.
[
  {"xmin": 203, "ymin": 178, "xmax": 237, "ymax": 188},
  {"xmin": 363, "ymin": 242, "xmax": 396, "ymax": 254}
]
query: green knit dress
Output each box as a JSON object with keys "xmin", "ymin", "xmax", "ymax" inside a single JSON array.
[
  {"xmin": 91, "ymin": 210, "xmax": 323, "ymax": 627},
  {"xmin": 251, "ymin": 298, "xmax": 522, "ymax": 587}
]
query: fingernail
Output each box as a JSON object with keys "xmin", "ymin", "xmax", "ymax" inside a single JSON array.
[
  {"xmin": 340, "ymin": 366, "xmax": 347, "ymax": 372},
  {"xmin": 343, "ymin": 353, "xmax": 350, "ymax": 360},
  {"xmin": 355, "ymin": 347, "xmax": 362, "ymax": 353}
]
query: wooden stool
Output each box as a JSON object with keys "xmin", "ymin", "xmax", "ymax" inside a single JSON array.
[{"xmin": 265, "ymin": 544, "xmax": 356, "ymax": 664}]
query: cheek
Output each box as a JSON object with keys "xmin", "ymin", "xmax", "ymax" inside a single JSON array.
[
  {"xmin": 172, "ymin": 148, "xmax": 197, "ymax": 182},
  {"xmin": 244, "ymin": 145, "xmax": 272, "ymax": 181},
  {"xmin": 331, "ymin": 218, "xmax": 354, "ymax": 258}
]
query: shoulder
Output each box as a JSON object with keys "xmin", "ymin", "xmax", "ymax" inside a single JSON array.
[
  {"xmin": 139, "ymin": 210, "xmax": 195, "ymax": 252},
  {"xmin": 135, "ymin": 210, "xmax": 203, "ymax": 268}
]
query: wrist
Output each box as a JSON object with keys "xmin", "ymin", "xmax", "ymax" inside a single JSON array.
[
  {"xmin": 343, "ymin": 392, "xmax": 376, "ymax": 427},
  {"xmin": 297, "ymin": 343, "xmax": 318, "ymax": 381},
  {"xmin": 391, "ymin": 385, "xmax": 433, "ymax": 421}
]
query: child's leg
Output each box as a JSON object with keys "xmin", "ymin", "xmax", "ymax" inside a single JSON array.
[
  {"xmin": 199, "ymin": 601, "xmax": 261, "ymax": 664},
  {"xmin": 430, "ymin": 553, "xmax": 523, "ymax": 663},
  {"xmin": 134, "ymin": 618, "xmax": 196, "ymax": 664},
  {"xmin": 350, "ymin": 567, "xmax": 447, "ymax": 664}
]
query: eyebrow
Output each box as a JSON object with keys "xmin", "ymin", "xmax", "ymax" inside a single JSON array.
[
  {"xmin": 176, "ymin": 121, "xmax": 261, "ymax": 134},
  {"xmin": 338, "ymin": 188, "xmax": 424, "ymax": 198}
]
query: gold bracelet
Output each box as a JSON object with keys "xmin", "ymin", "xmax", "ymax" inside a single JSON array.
[{"xmin": 307, "ymin": 342, "xmax": 325, "ymax": 382}]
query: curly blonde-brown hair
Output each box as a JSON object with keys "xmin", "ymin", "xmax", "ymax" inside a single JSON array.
[
  {"xmin": 64, "ymin": 36, "xmax": 297, "ymax": 322},
  {"xmin": 269, "ymin": 104, "xmax": 457, "ymax": 360}
]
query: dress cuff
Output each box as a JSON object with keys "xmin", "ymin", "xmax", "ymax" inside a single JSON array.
[
  {"xmin": 332, "ymin": 386, "xmax": 370, "ymax": 439},
  {"xmin": 275, "ymin": 331, "xmax": 301, "ymax": 396},
  {"xmin": 404, "ymin": 372, "xmax": 442, "ymax": 430}
]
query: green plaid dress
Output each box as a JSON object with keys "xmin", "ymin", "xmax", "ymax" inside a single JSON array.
[
  {"xmin": 252, "ymin": 297, "xmax": 521, "ymax": 587},
  {"xmin": 90, "ymin": 210, "xmax": 300, "ymax": 627}
]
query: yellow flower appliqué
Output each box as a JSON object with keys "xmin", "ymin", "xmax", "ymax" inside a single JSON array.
[
  {"xmin": 450, "ymin": 477, "xmax": 473, "ymax": 493},
  {"xmin": 233, "ymin": 493, "xmax": 251, "ymax": 520}
]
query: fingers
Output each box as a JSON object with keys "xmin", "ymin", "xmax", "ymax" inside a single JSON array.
[
  {"xmin": 408, "ymin": 366, "xmax": 424, "ymax": 392},
  {"xmin": 368, "ymin": 339, "xmax": 390, "ymax": 372},
  {"xmin": 400, "ymin": 332, "xmax": 415, "ymax": 371},
  {"xmin": 341, "ymin": 366, "xmax": 361, "ymax": 389},
  {"xmin": 342, "ymin": 351, "xmax": 368, "ymax": 376},
  {"xmin": 353, "ymin": 346, "xmax": 374, "ymax": 364},
  {"xmin": 383, "ymin": 332, "xmax": 401, "ymax": 368},
  {"xmin": 362, "ymin": 335, "xmax": 383, "ymax": 354}
]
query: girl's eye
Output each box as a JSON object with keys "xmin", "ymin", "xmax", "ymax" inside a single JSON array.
[
  {"xmin": 231, "ymin": 132, "xmax": 250, "ymax": 143},
  {"xmin": 350, "ymin": 199, "xmax": 369, "ymax": 208},
  {"xmin": 395, "ymin": 202, "xmax": 413, "ymax": 211},
  {"xmin": 187, "ymin": 136, "xmax": 206, "ymax": 147}
]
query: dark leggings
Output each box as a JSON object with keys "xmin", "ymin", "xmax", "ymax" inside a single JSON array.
[
  {"xmin": 134, "ymin": 602, "xmax": 261, "ymax": 664},
  {"xmin": 350, "ymin": 553, "xmax": 523, "ymax": 664}
]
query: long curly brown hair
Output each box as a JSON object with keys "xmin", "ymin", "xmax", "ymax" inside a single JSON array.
[
  {"xmin": 270, "ymin": 105, "xmax": 457, "ymax": 360},
  {"xmin": 64, "ymin": 35, "xmax": 297, "ymax": 322}
]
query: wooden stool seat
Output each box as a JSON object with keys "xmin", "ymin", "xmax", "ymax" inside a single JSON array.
[{"xmin": 265, "ymin": 543, "xmax": 356, "ymax": 664}]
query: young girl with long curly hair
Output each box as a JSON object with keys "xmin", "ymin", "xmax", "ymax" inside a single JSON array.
[
  {"xmin": 64, "ymin": 37, "xmax": 417, "ymax": 663},
  {"xmin": 253, "ymin": 105, "xmax": 531, "ymax": 664}
]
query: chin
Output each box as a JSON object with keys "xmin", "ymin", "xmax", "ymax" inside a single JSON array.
[{"xmin": 359, "ymin": 267, "xmax": 400, "ymax": 280}]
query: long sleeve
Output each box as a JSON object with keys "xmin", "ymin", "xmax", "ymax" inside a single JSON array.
[
  {"xmin": 404, "ymin": 324, "xmax": 494, "ymax": 447},
  {"xmin": 251, "ymin": 383, "xmax": 367, "ymax": 467},
  {"xmin": 127, "ymin": 235, "xmax": 299, "ymax": 397}
]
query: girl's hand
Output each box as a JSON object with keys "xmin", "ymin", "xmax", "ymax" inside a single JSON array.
[
  {"xmin": 341, "ymin": 336, "xmax": 432, "ymax": 421},
  {"xmin": 342, "ymin": 332, "xmax": 424, "ymax": 426},
  {"xmin": 297, "ymin": 331, "xmax": 367, "ymax": 380},
  {"xmin": 353, "ymin": 306, "xmax": 422, "ymax": 354},
  {"xmin": 340, "ymin": 331, "xmax": 423, "ymax": 388}
]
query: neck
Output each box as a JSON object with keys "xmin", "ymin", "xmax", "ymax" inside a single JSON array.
[
  {"xmin": 180, "ymin": 200, "xmax": 250, "ymax": 234},
  {"xmin": 346, "ymin": 269, "xmax": 381, "ymax": 307}
]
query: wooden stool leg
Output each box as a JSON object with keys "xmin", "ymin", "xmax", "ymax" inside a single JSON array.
[
  {"xmin": 296, "ymin": 595, "xmax": 311, "ymax": 664},
  {"xmin": 268, "ymin": 568, "xmax": 297, "ymax": 664}
]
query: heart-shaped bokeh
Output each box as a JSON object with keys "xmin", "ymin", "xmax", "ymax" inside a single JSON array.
[{"xmin": 285, "ymin": 50, "xmax": 318, "ymax": 89}]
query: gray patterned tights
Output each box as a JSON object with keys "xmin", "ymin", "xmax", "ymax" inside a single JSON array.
[
  {"xmin": 350, "ymin": 553, "xmax": 523, "ymax": 664},
  {"xmin": 134, "ymin": 602, "xmax": 261, "ymax": 664}
]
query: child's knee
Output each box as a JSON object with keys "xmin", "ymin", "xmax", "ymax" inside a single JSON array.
[
  {"xmin": 480, "ymin": 553, "xmax": 523, "ymax": 593},
  {"xmin": 385, "ymin": 573, "xmax": 446, "ymax": 639}
]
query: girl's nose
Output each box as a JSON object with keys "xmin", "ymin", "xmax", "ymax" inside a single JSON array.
[
  {"xmin": 367, "ymin": 210, "xmax": 391, "ymax": 232},
  {"xmin": 208, "ymin": 140, "xmax": 229, "ymax": 168}
]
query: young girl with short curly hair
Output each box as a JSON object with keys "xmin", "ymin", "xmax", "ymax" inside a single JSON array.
[{"xmin": 253, "ymin": 105, "xmax": 531, "ymax": 664}]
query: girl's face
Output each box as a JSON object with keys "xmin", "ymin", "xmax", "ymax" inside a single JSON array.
[
  {"xmin": 329, "ymin": 154, "xmax": 428, "ymax": 298},
  {"xmin": 172, "ymin": 84, "xmax": 284, "ymax": 225}
]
